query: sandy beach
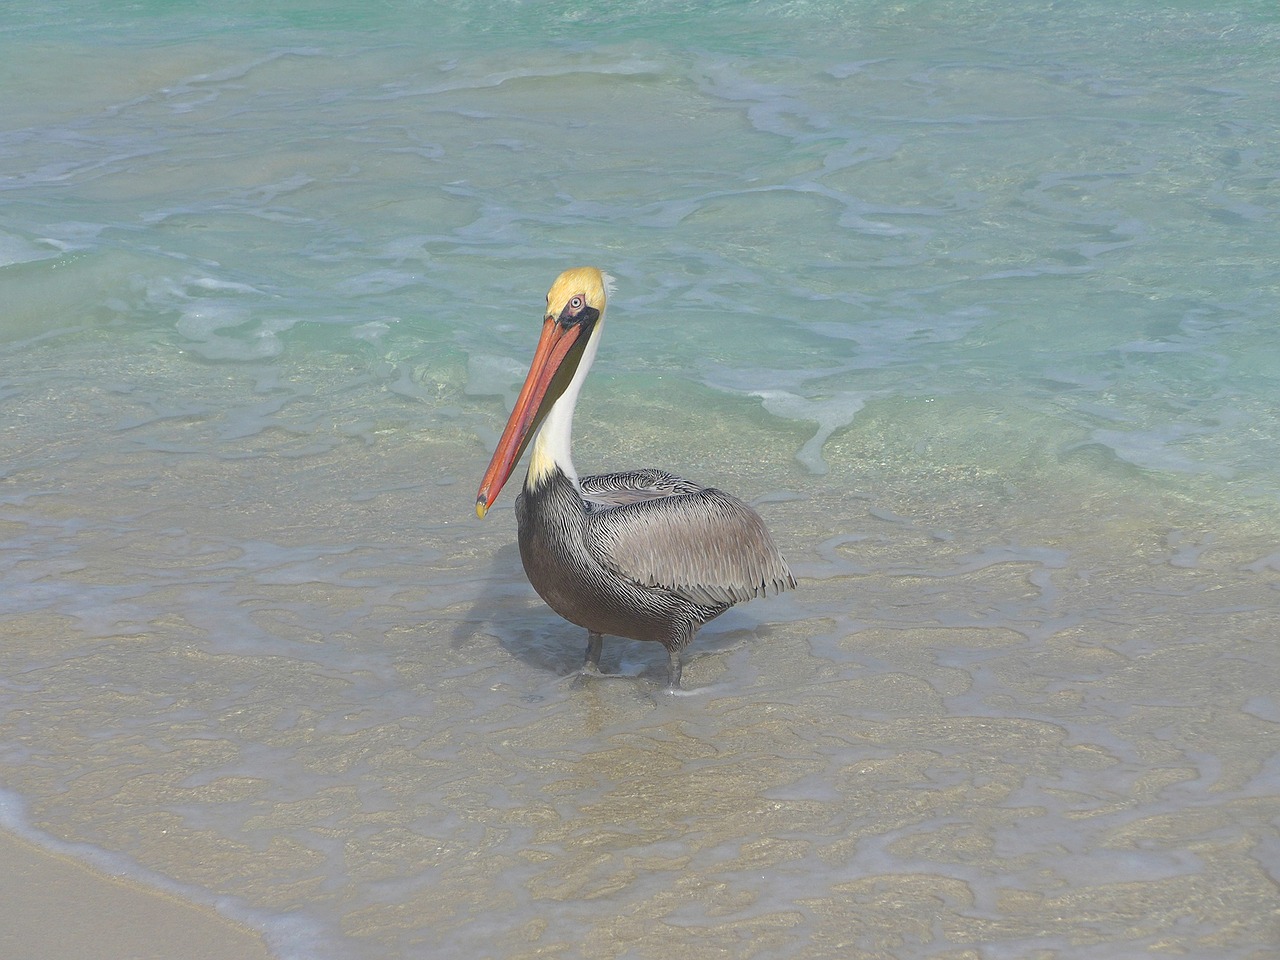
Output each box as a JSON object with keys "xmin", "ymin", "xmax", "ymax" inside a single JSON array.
[{"xmin": 0, "ymin": 829, "xmax": 271, "ymax": 960}]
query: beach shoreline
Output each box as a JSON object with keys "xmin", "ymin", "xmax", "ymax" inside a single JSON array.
[{"xmin": 0, "ymin": 828, "xmax": 272, "ymax": 960}]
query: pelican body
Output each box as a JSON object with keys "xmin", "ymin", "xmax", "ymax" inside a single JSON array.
[{"xmin": 476, "ymin": 267, "xmax": 794, "ymax": 687}]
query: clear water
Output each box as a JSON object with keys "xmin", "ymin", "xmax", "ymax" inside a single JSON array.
[{"xmin": 2, "ymin": 2, "xmax": 1279, "ymax": 958}]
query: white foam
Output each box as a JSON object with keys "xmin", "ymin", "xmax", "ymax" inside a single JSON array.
[{"xmin": 0, "ymin": 231, "xmax": 60, "ymax": 266}]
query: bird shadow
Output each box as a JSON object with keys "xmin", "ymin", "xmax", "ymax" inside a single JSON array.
[{"xmin": 449, "ymin": 540, "xmax": 599, "ymax": 680}]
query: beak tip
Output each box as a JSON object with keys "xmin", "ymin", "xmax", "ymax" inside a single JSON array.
[{"xmin": 475, "ymin": 497, "xmax": 489, "ymax": 519}]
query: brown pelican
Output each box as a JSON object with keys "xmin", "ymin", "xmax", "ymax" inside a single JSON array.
[{"xmin": 476, "ymin": 267, "xmax": 795, "ymax": 688}]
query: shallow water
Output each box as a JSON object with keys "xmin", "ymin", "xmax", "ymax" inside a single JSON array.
[{"xmin": 2, "ymin": 2, "xmax": 1279, "ymax": 958}]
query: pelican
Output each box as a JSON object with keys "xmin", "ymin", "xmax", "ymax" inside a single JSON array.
[{"xmin": 476, "ymin": 267, "xmax": 795, "ymax": 688}]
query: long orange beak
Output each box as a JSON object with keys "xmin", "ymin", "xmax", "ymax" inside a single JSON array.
[{"xmin": 475, "ymin": 314, "xmax": 590, "ymax": 518}]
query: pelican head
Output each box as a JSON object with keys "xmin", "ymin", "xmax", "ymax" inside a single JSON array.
[{"xmin": 476, "ymin": 267, "xmax": 610, "ymax": 518}]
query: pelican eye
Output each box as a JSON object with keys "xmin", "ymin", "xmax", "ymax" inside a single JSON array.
[{"xmin": 569, "ymin": 295, "xmax": 584, "ymax": 312}]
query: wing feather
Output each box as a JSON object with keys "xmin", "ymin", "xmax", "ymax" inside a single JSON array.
[
  {"xmin": 580, "ymin": 468, "xmax": 703, "ymax": 507},
  {"xmin": 582, "ymin": 471, "xmax": 795, "ymax": 607}
]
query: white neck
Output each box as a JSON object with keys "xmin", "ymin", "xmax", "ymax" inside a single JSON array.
[{"xmin": 528, "ymin": 312, "xmax": 604, "ymax": 492}]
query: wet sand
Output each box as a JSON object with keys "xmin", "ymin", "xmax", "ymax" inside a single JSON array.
[{"xmin": 0, "ymin": 829, "xmax": 271, "ymax": 960}]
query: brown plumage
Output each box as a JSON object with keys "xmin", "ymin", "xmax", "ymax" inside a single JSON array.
[{"xmin": 476, "ymin": 267, "xmax": 795, "ymax": 687}]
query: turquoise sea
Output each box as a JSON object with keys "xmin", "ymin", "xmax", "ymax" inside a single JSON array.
[{"xmin": 3, "ymin": 2, "xmax": 1279, "ymax": 957}]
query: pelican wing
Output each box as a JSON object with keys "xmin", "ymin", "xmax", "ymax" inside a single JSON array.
[
  {"xmin": 580, "ymin": 468, "xmax": 704, "ymax": 508},
  {"xmin": 582, "ymin": 471, "xmax": 796, "ymax": 607}
]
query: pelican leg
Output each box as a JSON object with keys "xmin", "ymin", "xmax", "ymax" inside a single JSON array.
[
  {"xmin": 664, "ymin": 625, "xmax": 698, "ymax": 689},
  {"xmin": 582, "ymin": 631, "xmax": 604, "ymax": 676},
  {"xmin": 666, "ymin": 647, "xmax": 683, "ymax": 689}
]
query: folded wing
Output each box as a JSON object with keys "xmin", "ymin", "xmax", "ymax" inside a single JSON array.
[{"xmin": 582, "ymin": 470, "xmax": 796, "ymax": 607}]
